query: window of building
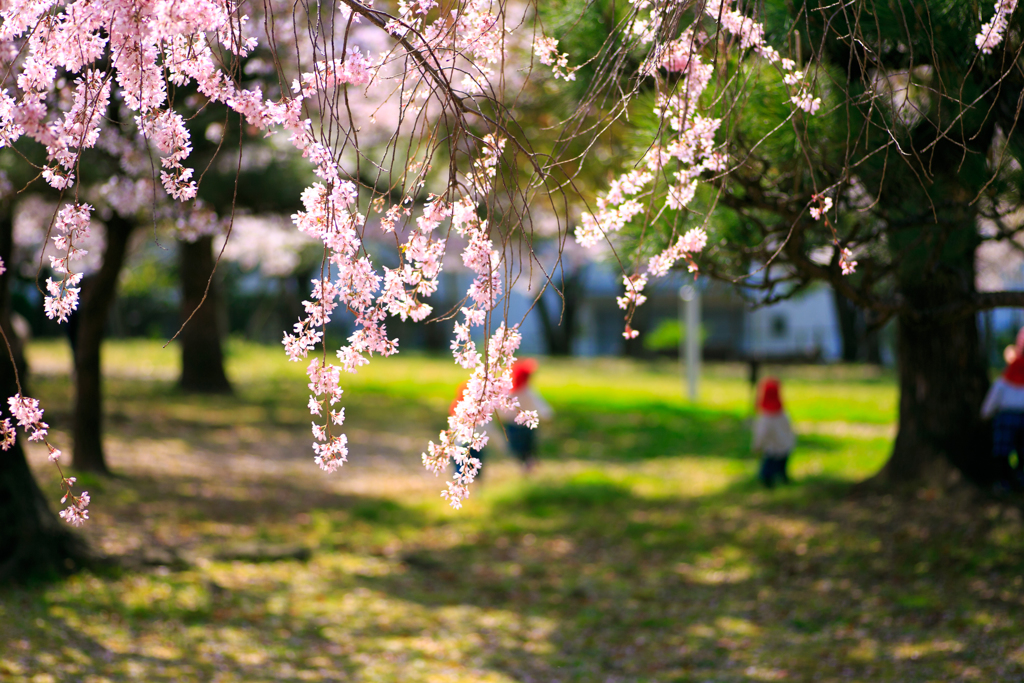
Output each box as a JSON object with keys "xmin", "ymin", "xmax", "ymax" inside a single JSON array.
[{"xmin": 770, "ymin": 314, "xmax": 788, "ymax": 338}]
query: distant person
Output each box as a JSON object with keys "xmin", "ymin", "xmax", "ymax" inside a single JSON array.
[
  {"xmin": 752, "ymin": 377, "xmax": 795, "ymax": 488},
  {"xmin": 981, "ymin": 328, "xmax": 1024, "ymax": 490},
  {"xmin": 500, "ymin": 359, "xmax": 553, "ymax": 473}
]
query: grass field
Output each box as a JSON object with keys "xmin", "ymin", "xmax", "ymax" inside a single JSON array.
[{"xmin": 2, "ymin": 340, "xmax": 1022, "ymax": 682}]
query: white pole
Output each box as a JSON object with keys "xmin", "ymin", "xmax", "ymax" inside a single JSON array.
[
  {"xmin": 679, "ymin": 285, "xmax": 686, "ymax": 396},
  {"xmin": 680, "ymin": 284, "xmax": 701, "ymax": 402}
]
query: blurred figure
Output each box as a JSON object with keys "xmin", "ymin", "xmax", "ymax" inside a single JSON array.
[
  {"xmin": 982, "ymin": 327, "xmax": 1024, "ymax": 490},
  {"xmin": 752, "ymin": 378, "xmax": 795, "ymax": 488},
  {"xmin": 500, "ymin": 359, "xmax": 553, "ymax": 473}
]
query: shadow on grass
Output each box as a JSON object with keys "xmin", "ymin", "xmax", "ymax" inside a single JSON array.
[
  {"xmin": 4, "ymin": 576, "xmax": 361, "ymax": 682},
  {"xmin": 7, "ymin": 466, "xmax": 1024, "ymax": 682},
  {"xmin": 348, "ymin": 472, "xmax": 1024, "ymax": 681}
]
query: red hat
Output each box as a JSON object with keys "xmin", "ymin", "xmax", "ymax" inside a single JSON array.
[
  {"xmin": 1003, "ymin": 327, "xmax": 1024, "ymax": 386},
  {"xmin": 1005, "ymin": 357, "xmax": 1024, "ymax": 386},
  {"xmin": 758, "ymin": 378, "xmax": 783, "ymax": 414},
  {"xmin": 511, "ymin": 358, "xmax": 538, "ymax": 391}
]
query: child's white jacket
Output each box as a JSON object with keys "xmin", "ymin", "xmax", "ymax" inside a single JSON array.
[
  {"xmin": 981, "ymin": 378, "xmax": 1024, "ymax": 418},
  {"xmin": 752, "ymin": 412, "xmax": 795, "ymax": 456}
]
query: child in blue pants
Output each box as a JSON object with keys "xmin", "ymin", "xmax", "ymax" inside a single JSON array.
[
  {"xmin": 982, "ymin": 329, "xmax": 1024, "ymax": 489},
  {"xmin": 752, "ymin": 378, "xmax": 795, "ymax": 488}
]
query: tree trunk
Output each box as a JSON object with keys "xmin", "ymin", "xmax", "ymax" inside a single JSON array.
[
  {"xmin": 536, "ymin": 267, "xmax": 583, "ymax": 356},
  {"xmin": 878, "ymin": 221, "xmax": 994, "ymax": 486},
  {"xmin": 178, "ymin": 236, "xmax": 232, "ymax": 394},
  {"xmin": 832, "ymin": 288, "xmax": 860, "ymax": 363},
  {"xmin": 72, "ymin": 215, "xmax": 137, "ymax": 473},
  {"xmin": 0, "ymin": 206, "xmax": 88, "ymax": 581},
  {"xmin": 885, "ymin": 309, "xmax": 992, "ymax": 484},
  {"xmin": 832, "ymin": 289, "xmax": 882, "ymax": 364}
]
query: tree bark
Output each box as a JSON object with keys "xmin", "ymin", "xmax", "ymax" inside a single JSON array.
[
  {"xmin": 878, "ymin": 218, "xmax": 995, "ymax": 486},
  {"xmin": 885, "ymin": 307, "xmax": 992, "ymax": 484},
  {"xmin": 536, "ymin": 267, "xmax": 583, "ymax": 356},
  {"xmin": 0, "ymin": 205, "xmax": 88, "ymax": 581},
  {"xmin": 178, "ymin": 236, "xmax": 232, "ymax": 394},
  {"xmin": 71, "ymin": 214, "xmax": 137, "ymax": 473},
  {"xmin": 832, "ymin": 288, "xmax": 860, "ymax": 363}
]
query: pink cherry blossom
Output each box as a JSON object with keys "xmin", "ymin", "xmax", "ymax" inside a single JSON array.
[
  {"xmin": 839, "ymin": 248, "xmax": 858, "ymax": 276},
  {"xmin": 59, "ymin": 490, "xmax": 89, "ymax": 527},
  {"xmin": 976, "ymin": 0, "xmax": 1018, "ymax": 54},
  {"xmin": 0, "ymin": 0, "xmax": 876, "ymax": 516},
  {"xmin": 8, "ymin": 393, "xmax": 48, "ymax": 442}
]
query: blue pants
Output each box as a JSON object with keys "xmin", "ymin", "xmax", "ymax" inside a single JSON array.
[
  {"xmin": 992, "ymin": 411, "xmax": 1024, "ymax": 459},
  {"xmin": 505, "ymin": 423, "xmax": 536, "ymax": 465},
  {"xmin": 759, "ymin": 453, "xmax": 790, "ymax": 488},
  {"xmin": 992, "ymin": 411, "xmax": 1024, "ymax": 487}
]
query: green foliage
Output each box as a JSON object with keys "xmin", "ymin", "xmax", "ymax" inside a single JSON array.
[
  {"xmin": 119, "ymin": 257, "xmax": 177, "ymax": 298},
  {"xmin": 643, "ymin": 318, "xmax": 683, "ymax": 351},
  {"xmin": 641, "ymin": 318, "xmax": 709, "ymax": 352}
]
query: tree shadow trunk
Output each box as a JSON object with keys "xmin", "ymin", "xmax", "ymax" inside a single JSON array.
[
  {"xmin": 0, "ymin": 204, "xmax": 89, "ymax": 582},
  {"xmin": 72, "ymin": 215, "xmax": 137, "ymax": 473},
  {"xmin": 178, "ymin": 236, "xmax": 232, "ymax": 394},
  {"xmin": 536, "ymin": 268, "xmax": 583, "ymax": 356},
  {"xmin": 872, "ymin": 218, "xmax": 994, "ymax": 489}
]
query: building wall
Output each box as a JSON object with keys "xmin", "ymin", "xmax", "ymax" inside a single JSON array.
[
  {"xmin": 744, "ymin": 285, "xmax": 842, "ymax": 361},
  {"xmin": 335, "ymin": 251, "xmax": 845, "ymax": 361}
]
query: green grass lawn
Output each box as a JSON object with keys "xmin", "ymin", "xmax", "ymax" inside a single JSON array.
[{"xmin": 2, "ymin": 340, "xmax": 1021, "ymax": 682}]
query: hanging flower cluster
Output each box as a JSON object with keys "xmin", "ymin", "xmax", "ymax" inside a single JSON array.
[
  {"xmin": 542, "ymin": 0, "xmax": 824, "ymax": 334},
  {"xmin": 43, "ymin": 203, "xmax": 92, "ymax": 323},
  {"xmin": 0, "ymin": 0, "xmax": 529, "ymax": 512},
  {"xmin": 975, "ymin": 0, "xmax": 1018, "ymax": 54},
  {"xmin": 0, "ymin": 393, "xmax": 88, "ymax": 525}
]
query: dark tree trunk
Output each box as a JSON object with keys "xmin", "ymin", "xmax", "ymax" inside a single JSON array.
[
  {"xmin": 832, "ymin": 288, "xmax": 860, "ymax": 363},
  {"xmin": 536, "ymin": 267, "xmax": 584, "ymax": 356},
  {"xmin": 863, "ymin": 324, "xmax": 882, "ymax": 365},
  {"xmin": 879, "ymin": 219, "xmax": 994, "ymax": 486},
  {"xmin": 72, "ymin": 214, "xmax": 137, "ymax": 473},
  {"xmin": 832, "ymin": 289, "xmax": 882, "ymax": 364},
  {"xmin": 885, "ymin": 307, "xmax": 992, "ymax": 484},
  {"xmin": 178, "ymin": 236, "xmax": 231, "ymax": 394},
  {"xmin": 0, "ymin": 419, "xmax": 88, "ymax": 581},
  {"xmin": 0, "ymin": 206, "xmax": 88, "ymax": 581}
]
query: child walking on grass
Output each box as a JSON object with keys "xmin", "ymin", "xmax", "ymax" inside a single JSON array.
[
  {"xmin": 981, "ymin": 327, "xmax": 1024, "ymax": 490},
  {"xmin": 499, "ymin": 359, "xmax": 553, "ymax": 473},
  {"xmin": 752, "ymin": 377, "xmax": 795, "ymax": 488}
]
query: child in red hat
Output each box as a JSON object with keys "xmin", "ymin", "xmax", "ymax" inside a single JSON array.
[
  {"xmin": 982, "ymin": 327, "xmax": 1024, "ymax": 489},
  {"xmin": 499, "ymin": 358, "xmax": 553, "ymax": 472},
  {"xmin": 752, "ymin": 377, "xmax": 796, "ymax": 488}
]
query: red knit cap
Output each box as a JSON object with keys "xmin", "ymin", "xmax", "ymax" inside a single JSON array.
[
  {"xmin": 1005, "ymin": 357, "xmax": 1024, "ymax": 386},
  {"xmin": 758, "ymin": 378, "xmax": 783, "ymax": 414},
  {"xmin": 511, "ymin": 358, "xmax": 538, "ymax": 391},
  {"xmin": 1004, "ymin": 328, "xmax": 1024, "ymax": 386}
]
